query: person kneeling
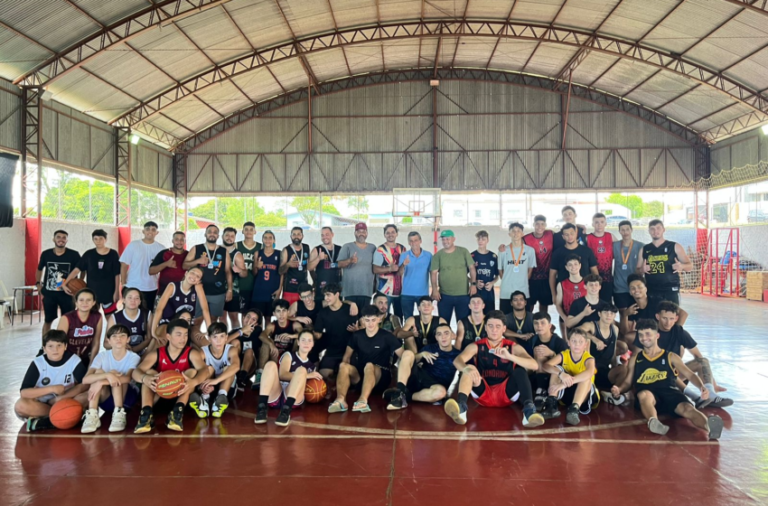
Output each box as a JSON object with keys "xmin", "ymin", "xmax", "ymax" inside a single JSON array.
[
  {"xmin": 190, "ymin": 322, "xmax": 241, "ymax": 419},
  {"xmin": 15, "ymin": 330, "xmax": 89, "ymax": 432},
  {"xmin": 541, "ymin": 328, "xmax": 600, "ymax": 425},
  {"xmin": 444, "ymin": 310, "xmax": 544, "ymax": 429},
  {"xmin": 81, "ymin": 325, "xmax": 141, "ymax": 433},
  {"xmin": 255, "ymin": 330, "xmax": 322, "ymax": 427},
  {"xmin": 329, "ymin": 305, "xmax": 410, "ymax": 414}
]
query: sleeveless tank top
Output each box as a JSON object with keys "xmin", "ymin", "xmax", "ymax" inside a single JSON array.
[
  {"xmin": 113, "ymin": 309, "xmax": 147, "ymax": 347},
  {"xmin": 236, "ymin": 240, "xmax": 261, "ymax": 293},
  {"xmin": 64, "ymin": 310, "xmax": 101, "ymax": 361},
  {"xmin": 642, "ymin": 241, "xmax": 680, "ymax": 290},
  {"xmin": 591, "ymin": 323, "xmax": 617, "ymax": 369},
  {"xmin": 561, "ymin": 350, "xmax": 596, "ymax": 383},
  {"xmin": 283, "ymin": 244, "xmax": 310, "ymax": 293},
  {"xmin": 192, "ymin": 244, "xmax": 228, "ymax": 295},
  {"xmin": 414, "ymin": 315, "xmax": 439, "ymax": 351},
  {"xmin": 161, "ymin": 280, "xmax": 197, "ymax": 322},
  {"xmin": 524, "ymin": 231, "xmax": 554, "ymax": 280},
  {"xmin": 203, "ymin": 344, "xmax": 232, "ymax": 377},
  {"xmin": 157, "ymin": 345, "xmax": 192, "ymax": 373},
  {"xmin": 473, "ymin": 338, "xmax": 516, "ymax": 386},
  {"xmin": 459, "ymin": 315, "xmax": 487, "ymax": 349},
  {"xmin": 253, "ymin": 249, "xmax": 281, "ymax": 301},
  {"xmin": 633, "ymin": 349, "xmax": 678, "ymax": 391},
  {"xmin": 587, "ymin": 233, "xmax": 614, "ymax": 283},
  {"xmin": 313, "ymin": 244, "xmax": 342, "ymax": 296},
  {"xmin": 561, "ymin": 278, "xmax": 586, "ymax": 315},
  {"xmin": 270, "ymin": 320, "xmax": 295, "ymax": 353}
]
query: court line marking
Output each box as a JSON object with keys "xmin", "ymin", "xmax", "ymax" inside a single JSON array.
[{"xmin": 678, "ymin": 445, "xmax": 765, "ymax": 504}]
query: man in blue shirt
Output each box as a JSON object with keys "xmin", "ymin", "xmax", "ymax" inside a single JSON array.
[{"xmin": 398, "ymin": 232, "xmax": 433, "ymax": 320}]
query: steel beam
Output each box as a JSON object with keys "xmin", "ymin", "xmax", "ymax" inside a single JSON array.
[
  {"xmin": 173, "ymin": 153, "xmax": 188, "ymax": 232},
  {"xmin": 115, "ymin": 128, "xmax": 132, "ymax": 226},
  {"xmin": 20, "ymin": 87, "xmax": 43, "ymax": 220}
]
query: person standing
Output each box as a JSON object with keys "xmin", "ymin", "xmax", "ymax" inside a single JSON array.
[
  {"xmin": 251, "ymin": 231, "xmax": 282, "ymax": 324},
  {"xmin": 149, "ymin": 231, "xmax": 188, "ymax": 297},
  {"xmin": 430, "ymin": 229, "xmax": 477, "ymax": 324},
  {"xmin": 308, "ymin": 226, "xmax": 342, "ymax": 302},
  {"xmin": 373, "ymin": 224, "xmax": 406, "ymax": 320},
  {"xmin": 636, "ymin": 219, "xmax": 693, "ymax": 305},
  {"xmin": 553, "ymin": 206, "xmax": 587, "ymax": 250},
  {"xmin": 236, "ymin": 222, "xmax": 261, "ymax": 312},
  {"xmin": 36, "ymin": 230, "xmax": 81, "ymax": 336},
  {"xmin": 523, "ymin": 215, "xmax": 554, "ymax": 313},
  {"xmin": 64, "ymin": 229, "xmax": 121, "ymax": 316},
  {"xmin": 398, "ymin": 232, "xmax": 432, "ymax": 319},
  {"xmin": 120, "ymin": 221, "xmax": 166, "ymax": 312},
  {"xmin": 338, "ymin": 223, "xmax": 376, "ymax": 309},
  {"xmin": 613, "ymin": 220, "xmax": 644, "ymax": 311},
  {"xmin": 278, "ymin": 227, "xmax": 311, "ymax": 306},
  {"xmin": 182, "ymin": 224, "xmax": 233, "ymax": 324},
  {"xmin": 549, "ymin": 223, "xmax": 598, "ymax": 306},
  {"xmin": 471, "ymin": 230, "xmax": 499, "ymax": 315},
  {"xmin": 586, "ymin": 213, "xmax": 615, "ymax": 303},
  {"xmin": 222, "ymin": 227, "xmax": 247, "ymax": 329},
  {"xmin": 498, "ymin": 223, "xmax": 536, "ymax": 314}
]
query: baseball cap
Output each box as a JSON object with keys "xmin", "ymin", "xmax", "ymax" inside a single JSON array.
[
  {"xmin": 439, "ymin": 229, "xmax": 455, "ymax": 238},
  {"xmin": 355, "ymin": 223, "xmax": 367, "ymax": 231}
]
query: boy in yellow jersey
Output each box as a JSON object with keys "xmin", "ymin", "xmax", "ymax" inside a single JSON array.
[
  {"xmin": 541, "ymin": 328, "xmax": 599, "ymax": 425},
  {"xmin": 611, "ymin": 319, "xmax": 723, "ymax": 439}
]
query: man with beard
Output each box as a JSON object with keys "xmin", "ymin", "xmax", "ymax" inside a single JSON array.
[
  {"xmin": 36, "ymin": 230, "xmax": 81, "ymax": 336},
  {"xmin": 636, "ymin": 220, "xmax": 693, "ymax": 305},
  {"xmin": 308, "ymin": 226, "xmax": 342, "ymax": 302},
  {"xmin": 373, "ymin": 224, "xmax": 406, "ymax": 320},
  {"xmin": 236, "ymin": 222, "xmax": 261, "ymax": 313},
  {"xmin": 222, "ymin": 227, "xmax": 247, "ymax": 329},
  {"xmin": 338, "ymin": 223, "xmax": 377, "ymax": 309},
  {"xmin": 149, "ymin": 231, "xmax": 188, "ymax": 297},
  {"xmin": 183, "ymin": 224, "xmax": 233, "ymax": 325},
  {"xmin": 279, "ymin": 227, "xmax": 311, "ymax": 306}
]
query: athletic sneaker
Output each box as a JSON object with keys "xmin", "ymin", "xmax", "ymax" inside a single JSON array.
[
  {"xmin": 647, "ymin": 417, "xmax": 669, "ymax": 435},
  {"xmin": 109, "ymin": 407, "xmax": 127, "ymax": 432},
  {"xmin": 387, "ymin": 392, "xmax": 408, "ymax": 411},
  {"xmin": 26, "ymin": 417, "xmax": 54, "ymax": 432},
  {"xmin": 603, "ymin": 392, "xmax": 626, "ymax": 406},
  {"xmin": 444, "ymin": 399, "xmax": 468, "ymax": 425},
  {"xmin": 522, "ymin": 405, "xmax": 545, "ymax": 428},
  {"xmin": 211, "ymin": 394, "xmax": 229, "ymax": 418},
  {"xmin": 275, "ymin": 405, "xmax": 292, "ymax": 427},
  {"xmin": 565, "ymin": 404, "xmax": 580, "ymax": 426},
  {"xmin": 619, "ymin": 350, "xmax": 632, "ymax": 365},
  {"xmin": 81, "ymin": 409, "xmax": 101, "ymax": 434},
  {"xmin": 166, "ymin": 405, "xmax": 184, "ymax": 432},
  {"xmin": 189, "ymin": 393, "xmax": 209, "ymax": 419},
  {"xmin": 542, "ymin": 396, "xmax": 561, "ymax": 420},
  {"xmin": 134, "ymin": 408, "xmax": 154, "ymax": 434},
  {"xmin": 707, "ymin": 415, "xmax": 724, "ymax": 440},
  {"xmin": 254, "ymin": 403, "xmax": 268, "ymax": 424},
  {"xmin": 697, "ymin": 396, "xmax": 733, "ymax": 409}
]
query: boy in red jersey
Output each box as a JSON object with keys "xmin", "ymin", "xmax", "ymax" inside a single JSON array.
[
  {"xmin": 131, "ymin": 319, "xmax": 210, "ymax": 433},
  {"xmin": 555, "ymin": 254, "xmax": 586, "ymax": 336},
  {"xmin": 587, "ymin": 213, "xmax": 614, "ymax": 303},
  {"xmin": 444, "ymin": 310, "xmax": 544, "ymax": 428},
  {"xmin": 523, "ymin": 215, "xmax": 554, "ymax": 313}
]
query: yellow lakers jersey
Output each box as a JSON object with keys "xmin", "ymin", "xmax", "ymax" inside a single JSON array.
[{"xmin": 561, "ymin": 350, "xmax": 595, "ymax": 383}]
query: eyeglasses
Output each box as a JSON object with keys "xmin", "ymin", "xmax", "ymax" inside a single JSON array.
[{"xmin": 300, "ymin": 294, "xmax": 314, "ymax": 300}]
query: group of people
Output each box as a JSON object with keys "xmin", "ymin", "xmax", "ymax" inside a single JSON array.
[{"xmin": 15, "ymin": 207, "xmax": 731, "ymax": 439}]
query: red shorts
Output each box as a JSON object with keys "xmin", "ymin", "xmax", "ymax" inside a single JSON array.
[
  {"xmin": 283, "ymin": 292, "xmax": 300, "ymax": 305},
  {"xmin": 471, "ymin": 378, "xmax": 513, "ymax": 408}
]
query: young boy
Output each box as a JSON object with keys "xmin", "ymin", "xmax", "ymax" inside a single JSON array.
[
  {"xmin": 255, "ymin": 330, "xmax": 324, "ymax": 427},
  {"xmin": 586, "ymin": 213, "xmax": 614, "ymax": 303},
  {"xmin": 541, "ymin": 328, "xmax": 600, "ymax": 425},
  {"xmin": 565, "ymin": 273, "xmax": 602, "ymax": 329},
  {"xmin": 455, "ymin": 294, "xmax": 487, "ymax": 350},
  {"xmin": 471, "ymin": 230, "xmax": 499, "ymax": 314},
  {"xmin": 398, "ymin": 296, "xmax": 447, "ymax": 353},
  {"xmin": 190, "ymin": 322, "xmax": 241, "ymax": 419},
  {"xmin": 258, "ymin": 299, "xmax": 302, "ymax": 368},
  {"xmin": 529, "ymin": 311, "xmax": 568, "ymax": 404},
  {"xmin": 81, "ymin": 325, "xmax": 141, "ymax": 433},
  {"xmin": 578, "ymin": 303, "xmax": 628, "ymax": 402},
  {"xmin": 131, "ymin": 319, "xmax": 210, "ymax": 433},
  {"xmin": 15, "ymin": 330, "xmax": 89, "ymax": 432},
  {"xmin": 230, "ymin": 309, "xmax": 262, "ymax": 390},
  {"xmin": 555, "ymin": 253, "xmax": 586, "ymax": 336}
]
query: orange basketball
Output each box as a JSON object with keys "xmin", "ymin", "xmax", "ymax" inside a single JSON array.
[
  {"xmin": 49, "ymin": 399, "xmax": 83, "ymax": 429},
  {"xmin": 156, "ymin": 370, "xmax": 186, "ymax": 398},
  {"xmin": 67, "ymin": 278, "xmax": 87, "ymax": 294},
  {"xmin": 304, "ymin": 378, "xmax": 327, "ymax": 403}
]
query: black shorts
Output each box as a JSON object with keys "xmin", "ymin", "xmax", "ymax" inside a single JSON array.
[
  {"xmin": 319, "ymin": 354, "xmax": 344, "ymax": 372},
  {"xmin": 407, "ymin": 365, "xmax": 450, "ymax": 394},
  {"xmin": 140, "ymin": 290, "xmax": 158, "ymax": 312},
  {"xmin": 224, "ymin": 294, "xmax": 240, "ymax": 313},
  {"xmin": 599, "ymin": 282, "xmax": 614, "ymax": 304},
  {"xmin": 558, "ymin": 383, "xmax": 599, "ymax": 414},
  {"xmin": 239, "ymin": 290, "xmax": 253, "ymax": 313},
  {"xmin": 595, "ymin": 366, "xmax": 613, "ymax": 390},
  {"xmin": 477, "ymin": 289, "xmax": 495, "ymax": 314},
  {"xmin": 527, "ymin": 279, "xmax": 552, "ymax": 310},
  {"xmin": 635, "ymin": 387, "xmax": 691, "ymax": 417},
  {"xmin": 498, "ymin": 298, "xmax": 512, "ymax": 315},
  {"xmin": 647, "ymin": 287, "xmax": 680, "ymax": 306},
  {"xmin": 349, "ymin": 358, "xmax": 392, "ymax": 393},
  {"xmin": 250, "ymin": 300, "xmax": 274, "ymax": 326},
  {"xmin": 613, "ymin": 292, "xmax": 634, "ymax": 309},
  {"xmin": 42, "ymin": 291, "xmax": 74, "ymax": 323}
]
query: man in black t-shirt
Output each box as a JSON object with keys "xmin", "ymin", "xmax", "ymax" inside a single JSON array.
[
  {"xmin": 64, "ymin": 229, "xmax": 121, "ymax": 315},
  {"xmin": 36, "ymin": 230, "xmax": 81, "ymax": 336},
  {"xmin": 328, "ymin": 305, "xmax": 408, "ymax": 414},
  {"xmin": 529, "ymin": 311, "xmax": 568, "ymax": 402},
  {"xmin": 548, "ymin": 224, "xmax": 598, "ymax": 305},
  {"xmin": 313, "ymin": 283, "xmax": 359, "ymax": 379}
]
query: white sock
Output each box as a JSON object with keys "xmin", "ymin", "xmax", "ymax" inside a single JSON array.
[
  {"xmin": 684, "ymin": 383, "xmax": 701, "ymax": 400},
  {"xmin": 218, "ymin": 389, "xmax": 228, "ymax": 397},
  {"xmin": 704, "ymin": 383, "xmax": 717, "ymax": 398},
  {"xmin": 202, "ymin": 393, "xmax": 210, "ymax": 400}
]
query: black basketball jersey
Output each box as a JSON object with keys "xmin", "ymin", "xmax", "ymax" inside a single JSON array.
[
  {"xmin": 296, "ymin": 300, "xmax": 320, "ymax": 323},
  {"xmin": 313, "ymin": 244, "xmax": 342, "ymax": 296},
  {"xmin": 414, "ymin": 315, "xmax": 439, "ymax": 351},
  {"xmin": 192, "ymin": 244, "xmax": 228, "ymax": 295},
  {"xmin": 283, "ymin": 244, "xmax": 310, "ymax": 293},
  {"xmin": 591, "ymin": 323, "xmax": 617, "ymax": 369},
  {"xmin": 642, "ymin": 241, "xmax": 680, "ymax": 291},
  {"xmin": 113, "ymin": 309, "xmax": 147, "ymax": 347},
  {"xmin": 270, "ymin": 320, "xmax": 295, "ymax": 353},
  {"xmin": 474, "ymin": 338, "xmax": 516, "ymax": 386},
  {"xmin": 459, "ymin": 315, "xmax": 487, "ymax": 349},
  {"xmin": 632, "ymin": 349, "xmax": 678, "ymax": 392}
]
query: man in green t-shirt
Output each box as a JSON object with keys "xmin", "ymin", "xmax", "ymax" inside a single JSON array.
[
  {"xmin": 236, "ymin": 222, "xmax": 262, "ymax": 313},
  {"xmin": 430, "ymin": 229, "xmax": 478, "ymax": 324}
]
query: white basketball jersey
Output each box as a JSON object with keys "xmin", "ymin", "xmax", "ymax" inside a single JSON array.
[
  {"xmin": 203, "ymin": 344, "xmax": 232, "ymax": 377},
  {"xmin": 34, "ymin": 353, "xmax": 81, "ymax": 390}
]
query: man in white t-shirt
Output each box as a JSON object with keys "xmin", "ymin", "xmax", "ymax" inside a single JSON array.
[
  {"xmin": 81, "ymin": 324, "xmax": 141, "ymax": 433},
  {"xmin": 498, "ymin": 222, "xmax": 537, "ymax": 315},
  {"xmin": 120, "ymin": 221, "xmax": 166, "ymax": 312}
]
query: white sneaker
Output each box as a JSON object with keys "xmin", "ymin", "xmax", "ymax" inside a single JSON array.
[
  {"xmin": 109, "ymin": 407, "xmax": 127, "ymax": 432},
  {"xmin": 81, "ymin": 409, "xmax": 101, "ymax": 434}
]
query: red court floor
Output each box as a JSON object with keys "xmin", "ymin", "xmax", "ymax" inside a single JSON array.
[{"xmin": 2, "ymin": 294, "xmax": 767, "ymax": 506}]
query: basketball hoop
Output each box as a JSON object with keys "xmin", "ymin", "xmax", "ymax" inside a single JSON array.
[{"xmin": 413, "ymin": 211, "xmax": 421, "ymax": 217}]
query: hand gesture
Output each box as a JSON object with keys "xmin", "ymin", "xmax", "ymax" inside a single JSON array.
[
  {"xmin": 492, "ymin": 347, "xmax": 514, "ymax": 361},
  {"xmin": 351, "ymin": 252, "xmax": 358, "ymax": 264},
  {"xmin": 346, "ymin": 322, "xmax": 359, "ymax": 332},
  {"xmin": 390, "ymin": 263, "xmax": 399, "ymax": 273},
  {"xmin": 421, "ymin": 352, "xmax": 438, "ymax": 365},
  {"xmin": 594, "ymin": 340, "xmax": 606, "ymax": 351},
  {"xmin": 318, "ymin": 251, "xmax": 328, "ymax": 261},
  {"xmin": 643, "ymin": 260, "xmax": 651, "ymax": 274},
  {"xmin": 289, "ymin": 256, "xmax": 299, "ymax": 268},
  {"xmin": 672, "ymin": 258, "xmax": 684, "ymax": 274},
  {"xmin": 627, "ymin": 304, "xmax": 639, "ymax": 316},
  {"xmin": 197, "ymin": 256, "xmax": 209, "ymax": 266},
  {"xmin": 165, "ymin": 257, "xmax": 177, "ymax": 269},
  {"xmin": 255, "ymin": 255, "xmax": 264, "ymax": 270},
  {"xmin": 582, "ymin": 305, "xmax": 596, "ymax": 317},
  {"xmin": 403, "ymin": 256, "xmax": 410, "ymax": 266}
]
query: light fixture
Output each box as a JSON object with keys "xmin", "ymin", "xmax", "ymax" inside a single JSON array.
[
  {"xmin": 130, "ymin": 134, "xmax": 140, "ymax": 145},
  {"xmin": 430, "ymin": 79, "xmax": 440, "ymax": 87},
  {"xmin": 762, "ymin": 124, "xmax": 768, "ymax": 136}
]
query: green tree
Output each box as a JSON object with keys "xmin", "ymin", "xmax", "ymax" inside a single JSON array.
[
  {"xmin": 642, "ymin": 200, "xmax": 663, "ymax": 218},
  {"xmin": 189, "ymin": 197, "xmax": 286, "ymax": 229},
  {"xmin": 290, "ymin": 196, "xmax": 340, "ymax": 226},
  {"xmin": 41, "ymin": 172, "xmax": 114, "ymax": 223},
  {"xmin": 605, "ymin": 193, "xmax": 643, "ymax": 218},
  {"xmin": 347, "ymin": 196, "xmax": 369, "ymax": 220}
]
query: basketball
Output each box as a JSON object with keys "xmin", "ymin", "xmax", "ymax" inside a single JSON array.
[
  {"xmin": 156, "ymin": 370, "xmax": 186, "ymax": 398},
  {"xmin": 49, "ymin": 399, "xmax": 83, "ymax": 430},
  {"xmin": 66, "ymin": 278, "xmax": 87, "ymax": 294},
  {"xmin": 304, "ymin": 378, "xmax": 327, "ymax": 403}
]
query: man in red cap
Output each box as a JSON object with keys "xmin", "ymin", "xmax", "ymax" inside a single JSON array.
[{"xmin": 338, "ymin": 223, "xmax": 377, "ymax": 309}]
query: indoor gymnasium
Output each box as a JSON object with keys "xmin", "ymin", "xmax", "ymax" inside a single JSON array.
[{"xmin": 1, "ymin": 0, "xmax": 768, "ymax": 505}]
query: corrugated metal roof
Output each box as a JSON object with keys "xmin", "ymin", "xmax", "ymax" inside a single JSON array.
[
  {"xmin": 0, "ymin": 1, "xmax": 94, "ymax": 52},
  {"xmin": 71, "ymin": 0, "xmax": 149, "ymax": 27}
]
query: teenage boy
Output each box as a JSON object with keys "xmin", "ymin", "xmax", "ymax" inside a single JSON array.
[
  {"xmin": 578, "ymin": 303, "xmax": 628, "ymax": 400},
  {"xmin": 223, "ymin": 226, "xmax": 248, "ymax": 329},
  {"xmin": 149, "ymin": 231, "xmax": 188, "ymax": 297},
  {"xmin": 587, "ymin": 213, "xmax": 614, "ymax": 303},
  {"xmin": 613, "ymin": 220, "xmax": 643, "ymax": 311},
  {"xmin": 236, "ymin": 222, "xmax": 262, "ymax": 311},
  {"xmin": 529, "ymin": 311, "xmax": 568, "ymax": 403},
  {"xmin": 566, "ymin": 273, "xmax": 603, "ymax": 329},
  {"xmin": 81, "ymin": 325, "xmax": 141, "ymax": 433},
  {"xmin": 503, "ymin": 291, "xmax": 535, "ymax": 355},
  {"xmin": 553, "ymin": 206, "xmax": 587, "ymax": 250},
  {"xmin": 64, "ymin": 229, "xmax": 120, "ymax": 316},
  {"xmin": 471, "ymin": 230, "xmax": 500, "ymax": 314},
  {"xmin": 15, "ymin": 330, "xmax": 89, "ymax": 432},
  {"xmin": 555, "ymin": 254, "xmax": 586, "ymax": 336},
  {"xmin": 231, "ymin": 309, "xmax": 262, "ymax": 390},
  {"xmin": 456, "ymin": 294, "xmax": 488, "ymax": 350},
  {"xmin": 498, "ymin": 223, "xmax": 536, "ymax": 314},
  {"xmin": 132, "ymin": 319, "xmax": 210, "ymax": 433},
  {"xmin": 189, "ymin": 322, "xmax": 240, "ymax": 419},
  {"xmin": 398, "ymin": 296, "xmax": 447, "ymax": 353},
  {"xmin": 313, "ymin": 284, "xmax": 359, "ymax": 380},
  {"xmin": 120, "ymin": 221, "xmax": 166, "ymax": 311},
  {"xmin": 37, "ymin": 230, "xmax": 81, "ymax": 336},
  {"xmin": 523, "ymin": 215, "xmax": 554, "ymax": 313},
  {"xmin": 258, "ymin": 299, "xmax": 302, "ymax": 368}
]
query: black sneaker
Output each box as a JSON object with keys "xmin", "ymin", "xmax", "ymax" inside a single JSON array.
[
  {"xmin": 134, "ymin": 408, "xmax": 154, "ymax": 434},
  {"xmin": 387, "ymin": 391, "xmax": 408, "ymax": 411},
  {"xmin": 26, "ymin": 416, "xmax": 54, "ymax": 432},
  {"xmin": 275, "ymin": 405, "xmax": 292, "ymax": 427},
  {"xmin": 254, "ymin": 403, "xmax": 268, "ymax": 424},
  {"xmin": 542, "ymin": 397, "xmax": 561, "ymax": 420},
  {"xmin": 565, "ymin": 404, "xmax": 580, "ymax": 426},
  {"xmin": 166, "ymin": 405, "xmax": 184, "ymax": 432}
]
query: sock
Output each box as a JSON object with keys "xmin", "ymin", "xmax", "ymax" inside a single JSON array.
[
  {"xmin": 258, "ymin": 395, "xmax": 268, "ymax": 406},
  {"xmin": 523, "ymin": 400, "xmax": 536, "ymax": 412},
  {"xmin": 174, "ymin": 402, "xmax": 185, "ymax": 411},
  {"xmin": 397, "ymin": 382, "xmax": 406, "ymax": 394},
  {"xmin": 458, "ymin": 393, "xmax": 468, "ymax": 407},
  {"xmin": 141, "ymin": 406, "xmax": 153, "ymax": 416},
  {"xmin": 218, "ymin": 389, "xmax": 228, "ymax": 397},
  {"xmin": 704, "ymin": 383, "xmax": 716, "ymax": 398},
  {"xmin": 34, "ymin": 416, "xmax": 55, "ymax": 430},
  {"xmin": 285, "ymin": 397, "xmax": 296, "ymax": 409},
  {"xmin": 684, "ymin": 383, "xmax": 702, "ymax": 400},
  {"xmin": 202, "ymin": 393, "xmax": 210, "ymax": 400},
  {"xmin": 570, "ymin": 403, "xmax": 579, "ymax": 411}
]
